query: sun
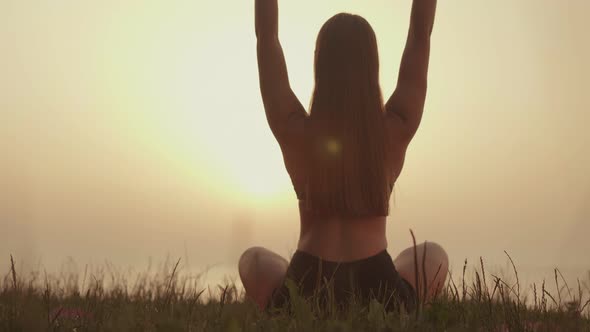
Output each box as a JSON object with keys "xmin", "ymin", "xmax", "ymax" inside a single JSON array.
[
  {"xmin": 121, "ymin": 6, "xmax": 308, "ymax": 206},
  {"xmin": 152, "ymin": 107, "xmax": 295, "ymax": 205},
  {"xmin": 229, "ymin": 160, "xmax": 293, "ymax": 200},
  {"xmin": 213, "ymin": 122, "xmax": 296, "ymax": 204}
]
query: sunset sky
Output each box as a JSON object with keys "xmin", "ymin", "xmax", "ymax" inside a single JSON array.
[{"xmin": 1, "ymin": 0, "xmax": 588, "ymax": 283}]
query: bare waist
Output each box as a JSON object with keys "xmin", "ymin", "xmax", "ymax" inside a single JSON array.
[{"xmin": 297, "ymin": 211, "xmax": 388, "ymax": 262}]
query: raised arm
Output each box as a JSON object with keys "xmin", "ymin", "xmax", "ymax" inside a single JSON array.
[
  {"xmin": 385, "ymin": 0, "xmax": 437, "ymax": 142},
  {"xmin": 255, "ymin": 0, "xmax": 307, "ymax": 143}
]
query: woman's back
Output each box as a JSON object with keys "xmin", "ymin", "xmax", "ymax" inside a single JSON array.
[
  {"xmin": 240, "ymin": 0, "xmax": 448, "ymax": 313},
  {"xmin": 255, "ymin": 11, "xmax": 421, "ymax": 261},
  {"xmin": 279, "ymin": 112, "xmax": 410, "ymax": 262}
]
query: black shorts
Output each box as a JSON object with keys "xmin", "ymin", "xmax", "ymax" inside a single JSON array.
[{"xmin": 268, "ymin": 249, "xmax": 416, "ymax": 312}]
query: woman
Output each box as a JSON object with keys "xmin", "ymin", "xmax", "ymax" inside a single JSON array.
[{"xmin": 239, "ymin": 0, "xmax": 448, "ymax": 312}]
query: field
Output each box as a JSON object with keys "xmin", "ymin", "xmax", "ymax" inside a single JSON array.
[{"xmin": 1, "ymin": 255, "xmax": 589, "ymax": 332}]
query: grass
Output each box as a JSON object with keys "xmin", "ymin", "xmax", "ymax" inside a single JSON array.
[{"xmin": 1, "ymin": 252, "xmax": 589, "ymax": 332}]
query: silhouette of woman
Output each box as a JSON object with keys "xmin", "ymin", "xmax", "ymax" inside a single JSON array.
[{"xmin": 239, "ymin": 0, "xmax": 448, "ymax": 312}]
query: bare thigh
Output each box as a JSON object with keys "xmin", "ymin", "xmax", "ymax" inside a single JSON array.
[{"xmin": 393, "ymin": 241, "xmax": 449, "ymax": 302}]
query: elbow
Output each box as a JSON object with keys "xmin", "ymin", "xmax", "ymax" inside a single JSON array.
[
  {"xmin": 409, "ymin": 25, "xmax": 433, "ymax": 42},
  {"xmin": 256, "ymin": 32, "xmax": 280, "ymax": 47},
  {"xmin": 256, "ymin": 29, "xmax": 279, "ymax": 42}
]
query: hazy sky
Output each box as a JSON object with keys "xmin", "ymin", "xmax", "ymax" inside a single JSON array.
[{"xmin": 1, "ymin": 0, "xmax": 589, "ymax": 283}]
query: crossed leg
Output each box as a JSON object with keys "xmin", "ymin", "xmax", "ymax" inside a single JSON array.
[
  {"xmin": 238, "ymin": 242, "xmax": 449, "ymax": 310},
  {"xmin": 238, "ymin": 246, "xmax": 289, "ymax": 310},
  {"xmin": 393, "ymin": 241, "xmax": 449, "ymax": 302}
]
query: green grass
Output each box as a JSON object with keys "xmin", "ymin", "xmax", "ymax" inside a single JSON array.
[{"xmin": 1, "ymin": 254, "xmax": 589, "ymax": 332}]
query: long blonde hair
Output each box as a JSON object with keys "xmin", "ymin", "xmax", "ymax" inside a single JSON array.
[{"xmin": 305, "ymin": 13, "xmax": 390, "ymax": 219}]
